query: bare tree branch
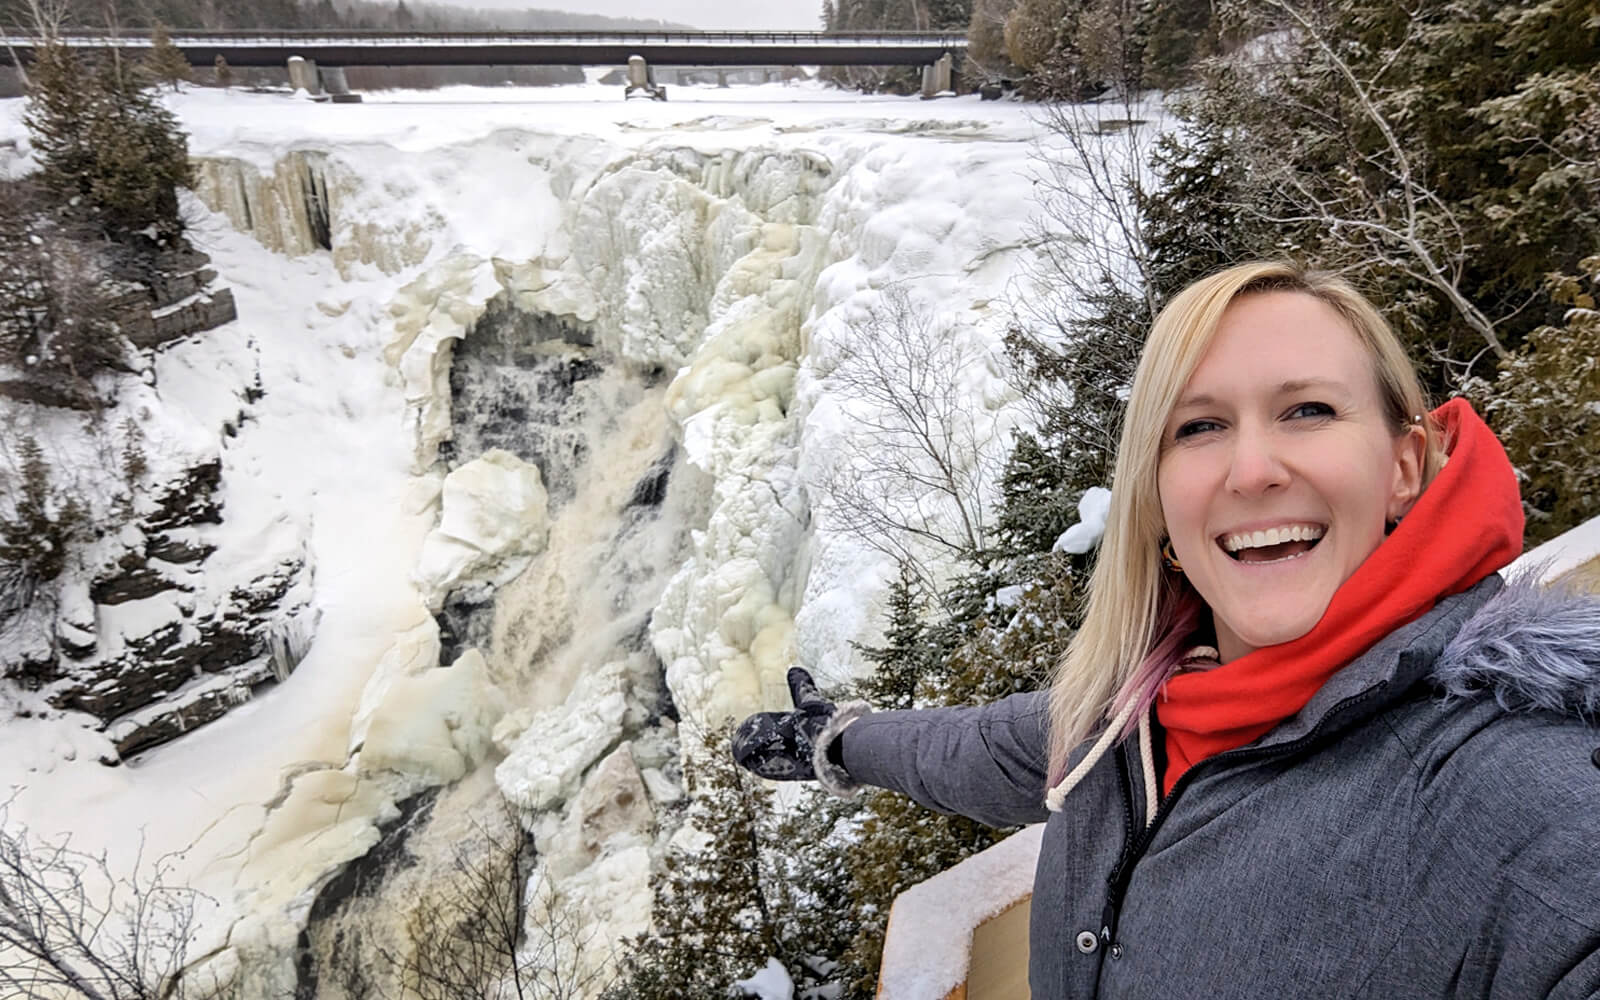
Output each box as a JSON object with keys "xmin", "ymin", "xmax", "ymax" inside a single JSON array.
[
  {"xmin": 0, "ymin": 803, "xmax": 232, "ymax": 1000},
  {"xmin": 1224, "ymin": 0, "xmax": 1508, "ymax": 358},
  {"xmin": 815, "ymin": 285, "xmax": 1007, "ymax": 594}
]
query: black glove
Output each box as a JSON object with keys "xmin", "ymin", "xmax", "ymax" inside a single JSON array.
[{"xmin": 731, "ymin": 667, "xmax": 837, "ymax": 780}]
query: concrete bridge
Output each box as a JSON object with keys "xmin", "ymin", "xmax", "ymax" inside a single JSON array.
[
  {"xmin": 0, "ymin": 29, "xmax": 965, "ymax": 69},
  {"xmin": 2, "ymin": 29, "xmax": 965, "ymax": 98}
]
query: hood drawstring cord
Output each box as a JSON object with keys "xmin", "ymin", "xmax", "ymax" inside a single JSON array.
[
  {"xmin": 1045, "ymin": 698, "xmax": 1160, "ymax": 826},
  {"xmin": 1138, "ymin": 708, "xmax": 1158, "ymax": 825},
  {"xmin": 1046, "ymin": 693, "xmax": 1137, "ymax": 812}
]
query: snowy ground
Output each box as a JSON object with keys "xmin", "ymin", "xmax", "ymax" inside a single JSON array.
[{"xmin": 0, "ymin": 77, "xmax": 1095, "ymax": 984}]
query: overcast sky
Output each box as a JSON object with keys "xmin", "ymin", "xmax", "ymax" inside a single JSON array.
[{"xmin": 440, "ymin": 1, "xmax": 826, "ymax": 30}]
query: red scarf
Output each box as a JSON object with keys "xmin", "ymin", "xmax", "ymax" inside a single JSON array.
[{"xmin": 1155, "ymin": 399, "xmax": 1523, "ymax": 795}]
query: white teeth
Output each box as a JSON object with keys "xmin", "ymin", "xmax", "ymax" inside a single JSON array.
[{"xmin": 1222, "ymin": 523, "xmax": 1326, "ymax": 553}]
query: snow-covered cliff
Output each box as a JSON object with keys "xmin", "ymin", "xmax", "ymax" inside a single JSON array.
[{"xmin": 0, "ymin": 83, "xmax": 1051, "ymax": 993}]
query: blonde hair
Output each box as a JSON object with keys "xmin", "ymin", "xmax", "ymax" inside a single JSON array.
[{"xmin": 1045, "ymin": 261, "xmax": 1446, "ymax": 783}]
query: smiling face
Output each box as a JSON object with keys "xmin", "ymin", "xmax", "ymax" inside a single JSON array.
[{"xmin": 1156, "ymin": 291, "xmax": 1425, "ymax": 663}]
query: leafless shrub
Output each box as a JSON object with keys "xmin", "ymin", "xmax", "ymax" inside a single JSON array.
[
  {"xmin": 370, "ymin": 799, "xmax": 616, "ymax": 1000},
  {"xmin": 0, "ymin": 805, "xmax": 235, "ymax": 1000},
  {"xmin": 817, "ymin": 286, "xmax": 1005, "ymax": 592}
]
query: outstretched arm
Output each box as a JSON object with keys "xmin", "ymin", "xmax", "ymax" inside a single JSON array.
[
  {"xmin": 827, "ymin": 692, "xmax": 1052, "ymax": 828},
  {"xmin": 732, "ymin": 669, "xmax": 1051, "ymax": 829}
]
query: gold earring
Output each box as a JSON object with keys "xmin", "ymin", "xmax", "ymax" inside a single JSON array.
[{"xmin": 1162, "ymin": 540, "xmax": 1183, "ymax": 573}]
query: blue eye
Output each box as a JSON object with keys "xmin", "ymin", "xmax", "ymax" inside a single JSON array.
[
  {"xmin": 1175, "ymin": 419, "xmax": 1222, "ymax": 439},
  {"xmin": 1288, "ymin": 402, "xmax": 1335, "ymax": 420}
]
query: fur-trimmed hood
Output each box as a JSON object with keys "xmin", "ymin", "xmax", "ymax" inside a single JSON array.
[{"xmin": 1433, "ymin": 577, "xmax": 1600, "ymax": 720}]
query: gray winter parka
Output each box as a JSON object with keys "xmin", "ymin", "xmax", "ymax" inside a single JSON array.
[{"xmin": 829, "ymin": 576, "xmax": 1600, "ymax": 999}]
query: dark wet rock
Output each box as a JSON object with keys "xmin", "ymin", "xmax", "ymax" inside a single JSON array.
[
  {"xmin": 48, "ymin": 554, "xmax": 305, "ymax": 750},
  {"xmin": 145, "ymin": 460, "xmax": 224, "ymax": 532},
  {"xmin": 437, "ymin": 593, "xmax": 494, "ymax": 668},
  {"xmin": 447, "ymin": 295, "xmax": 605, "ymax": 509},
  {"xmin": 107, "ymin": 660, "xmax": 274, "ymax": 758},
  {"xmin": 145, "ymin": 532, "xmax": 214, "ymax": 564},
  {"xmin": 91, "ymin": 549, "xmax": 186, "ymax": 605},
  {"xmin": 626, "ymin": 446, "xmax": 676, "ymax": 510},
  {"xmin": 295, "ymin": 790, "xmax": 441, "ymax": 1000}
]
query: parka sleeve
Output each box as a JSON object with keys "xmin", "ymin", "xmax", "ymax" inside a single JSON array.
[{"xmin": 832, "ymin": 690, "xmax": 1052, "ymax": 828}]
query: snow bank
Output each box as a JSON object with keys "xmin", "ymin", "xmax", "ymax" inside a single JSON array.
[
  {"xmin": 1510, "ymin": 512, "xmax": 1600, "ymax": 585},
  {"xmin": 735, "ymin": 957, "xmax": 796, "ymax": 1000}
]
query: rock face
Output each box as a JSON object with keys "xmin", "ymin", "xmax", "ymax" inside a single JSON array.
[
  {"xmin": 0, "ymin": 241, "xmax": 295, "ymax": 762},
  {"xmin": 575, "ymin": 742, "xmax": 654, "ymax": 858},
  {"xmin": 10, "ymin": 459, "xmax": 314, "ymax": 760},
  {"xmin": 113, "ymin": 247, "xmax": 240, "ymax": 351}
]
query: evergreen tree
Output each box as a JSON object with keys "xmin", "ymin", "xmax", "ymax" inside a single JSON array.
[
  {"xmin": 837, "ymin": 791, "xmax": 1011, "ymax": 997},
  {"xmin": 0, "ymin": 436, "xmax": 85, "ymax": 587},
  {"xmin": 145, "ymin": 23, "xmax": 192, "ymax": 90},
  {"xmin": 609, "ymin": 725, "xmax": 781, "ymax": 998},
  {"xmin": 0, "ymin": 180, "xmax": 124, "ymax": 380},
  {"xmin": 851, "ymin": 561, "xmax": 937, "ymax": 710},
  {"xmin": 829, "ymin": 576, "xmax": 1073, "ymax": 995},
  {"xmin": 25, "ymin": 43, "xmax": 193, "ymax": 241},
  {"xmin": 1467, "ymin": 255, "xmax": 1600, "ymax": 544},
  {"xmin": 1143, "ymin": 0, "xmax": 1599, "ymax": 541},
  {"xmin": 0, "ymin": 181, "xmax": 58, "ymax": 370},
  {"xmin": 1137, "ymin": 0, "xmax": 1215, "ymax": 87},
  {"xmin": 997, "ymin": 284, "xmax": 1146, "ymax": 561}
]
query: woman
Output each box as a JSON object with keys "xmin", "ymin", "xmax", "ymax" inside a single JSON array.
[{"xmin": 733, "ymin": 261, "xmax": 1600, "ymax": 998}]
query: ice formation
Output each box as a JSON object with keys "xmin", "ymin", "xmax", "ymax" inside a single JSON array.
[{"xmin": 415, "ymin": 448, "xmax": 550, "ymax": 610}]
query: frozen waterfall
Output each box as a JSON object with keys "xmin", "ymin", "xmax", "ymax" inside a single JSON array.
[{"xmin": 0, "ymin": 85, "xmax": 1049, "ymax": 996}]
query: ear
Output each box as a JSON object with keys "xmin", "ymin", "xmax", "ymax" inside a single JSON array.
[{"xmin": 1388, "ymin": 425, "xmax": 1426, "ymax": 521}]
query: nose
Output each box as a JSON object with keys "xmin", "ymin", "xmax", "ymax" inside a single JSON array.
[{"xmin": 1224, "ymin": 422, "xmax": 1290, "ymax": 496}]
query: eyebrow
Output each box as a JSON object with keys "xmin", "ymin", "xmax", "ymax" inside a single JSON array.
[{"xmin": 1174, "ymin": 377, "xmax": 1350, "ymax": 410}]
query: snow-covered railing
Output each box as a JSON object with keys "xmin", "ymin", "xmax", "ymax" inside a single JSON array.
[
  {"xmin": 877, "ymin": 824, "xmax": 1043, "ymax": 1000},
  {"xmin": 1509, "ymin": 513, "xmax": 1600, "ymax": 590}
]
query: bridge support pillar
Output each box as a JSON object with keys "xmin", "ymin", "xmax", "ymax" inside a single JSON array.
[
  {"xmin": 287, "ymin": 55, "xmax": 323, "ymax": 95},
  {"xmin": 921, "ymin": 52, "xmax": 953, "ymax": 99},
  {"xmin": 624, "ymin": 54, "xmax": 667, "ymax": 101},
  {"xmin": 320, "ymin": 66, "xmax": 364, "ymax": 103}
]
